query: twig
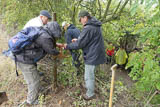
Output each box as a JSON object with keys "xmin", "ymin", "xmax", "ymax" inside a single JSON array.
[
  {"xmin": 144, "ymin": 86, "xmax": 154, "ymax": 105},
  {"xmin": 144, "ymin": 90, "xmax": 158, "ymax": 107},
  {"xmin": 95, "ymin": 77, "xmax": 108, "ymax": 87}
]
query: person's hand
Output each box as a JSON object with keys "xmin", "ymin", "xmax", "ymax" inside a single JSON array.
[
  {"xmin": 63, "ymin": 43, "xmax": 67, "ymax": 49},
  {"xmin": 56, "ymin": 43, "xmax": 64, "ymax": 48},
  {"xmin": 72, "ymin": 38, "xmax": 78, "ymax": 43}
]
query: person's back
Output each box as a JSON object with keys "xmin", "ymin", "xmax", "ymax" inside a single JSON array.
[
  {"xmin": 65, "ymin": 24, "xmax": 80, "ymax": 43},
  {"xmin": 16, "ymin": 21, "xmax": 61, "ymax": 64},
  {"xmin": 62, "ymin": 22, "xmax": 80, "ymax": 43}
]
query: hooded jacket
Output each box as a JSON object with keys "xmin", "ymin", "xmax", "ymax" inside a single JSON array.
[
  {"xmin": 66, "ymin": 17, "xmax": 106, "ymax": 65},
  {"xmin": 64, "ymin": 24, "xmax": 80, "ymax": 44},
  {"xmin": 15, "ymin": 21, "xmax": 61, "ymax": 64}
]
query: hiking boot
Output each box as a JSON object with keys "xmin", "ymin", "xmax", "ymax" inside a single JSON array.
[{"xmin": 82, "ymin": 94, "xmax": 96, "ymax": 101}]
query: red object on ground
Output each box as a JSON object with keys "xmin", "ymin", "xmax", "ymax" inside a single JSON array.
[{"xmin": 106, "ymin": 49, "xmax": 114, "ymax": 56}]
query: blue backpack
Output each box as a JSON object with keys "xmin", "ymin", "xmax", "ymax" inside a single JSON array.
[
  {"xmin": 8, "ymin": 26, "xmax": 42, "ymax": 54},
  {"xmin": 3, "ymin": 27, "xmax": 42, "ymax": 76}
]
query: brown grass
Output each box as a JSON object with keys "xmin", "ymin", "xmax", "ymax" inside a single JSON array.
[{"xmin": 0, "ymin": 26, "xmax": 27, "ymax": 107}]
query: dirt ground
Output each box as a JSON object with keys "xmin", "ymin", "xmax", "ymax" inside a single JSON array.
[{"xmin": 0, "ymin": 64, "xmax": 136, "ymax": 107}]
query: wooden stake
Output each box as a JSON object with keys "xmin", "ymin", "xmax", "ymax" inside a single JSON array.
[
  {"xmin": 53, "ymin": 12, "xmax": 56, "ymax": 21},
  {"xmin": 109, "ymin": 64, "xmax": 117, "ymax": 107}
]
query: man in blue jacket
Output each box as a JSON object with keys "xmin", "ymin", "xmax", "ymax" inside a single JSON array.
[
  {"xmin": 62, "ymin": 22, "xmax": 81, "ymax": 73},
  {"xmin": 64, "ymin": 10, "xmax": 106, "ymax": 100}
]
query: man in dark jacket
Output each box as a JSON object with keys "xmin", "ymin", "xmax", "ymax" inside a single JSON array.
[
  {"xmin": 17, "ymin": 21, "xmax": 61, "ymax": 106},
  {"xmin": 64, "ymin": 10, "xmax": 106, "ymax": 100},
  {"xmin": 62, "ymin": 21, "xmax": 81, "ymax": 73}
]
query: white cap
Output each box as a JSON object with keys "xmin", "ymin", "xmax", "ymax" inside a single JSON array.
[{"xmin": 62, "ymin": 21, "xmax": 67, "ymax": 27}]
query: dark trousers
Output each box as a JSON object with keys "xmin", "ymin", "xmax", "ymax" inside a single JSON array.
[{"xmin": 70, "ymin": 50, "xmax": 81, "ymax": 68}]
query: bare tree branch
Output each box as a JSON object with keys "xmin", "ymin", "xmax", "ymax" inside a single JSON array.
[
  {"xmin": 97, "ymin": 0, "xmax": 102, "ymax": 19},
  {"xmin": 71, "ymin": 0, "xmax": 83, "ymax": 24},
  {"xmin": 102, "ymin": 17, "xmax": 114, "ymax": 23},
  {"xmin": 113, "ymin": 0, "xmax": 122, "ymax": 15},
  {"xmin": 100, "ymin": 0, "xmax": 130, "ymax": 24},
  {"xmin": 118, "ymin": 0, "xmax": 130, "ymax": 16},
  {"xmin": 102, "ymin": 0, "xmax": 112, "ymax": 21}
]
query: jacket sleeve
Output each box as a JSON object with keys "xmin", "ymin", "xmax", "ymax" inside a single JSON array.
[
  {"xmin": 36, "ymin": 33, "xmax": 59, "ymax": 55},
  {"xmin": 66, "ymin": 27, "xmax": 91, "ymax": 50}
]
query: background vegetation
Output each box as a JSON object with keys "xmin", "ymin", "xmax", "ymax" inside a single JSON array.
[{"xmin": 0, "ymin": 0, "xmax": 160, "ymax": 106}]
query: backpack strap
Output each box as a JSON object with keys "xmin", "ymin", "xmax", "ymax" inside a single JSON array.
[{"xmin": 14, "ymin": 55, "xmax": 19, "ymax": 76}]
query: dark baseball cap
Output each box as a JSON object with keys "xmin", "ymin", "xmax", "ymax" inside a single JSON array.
[
  {"xmin": 78, "ymin": 10, "xmax": 90, "ymax": 21},
  {"xmin": 40, "ymin": 10, "xmax": 52, "ymax": 19}
]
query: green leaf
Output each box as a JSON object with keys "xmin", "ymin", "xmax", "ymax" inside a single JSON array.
[
  {"xmin": 156, "ymin": 82, "xmax": 160, "ymax": 90},
  {"xmin": 130, "ymin": 3, "xmax": 138, "ymax": 16}
]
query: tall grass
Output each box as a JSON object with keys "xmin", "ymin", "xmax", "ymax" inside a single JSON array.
[
  {"xmin": 0, "ymin": 23, "xmax": 21, "ymax": 78},
  {"xmin": 0, "ymin": 25, "xmax": 15, "ymax": 91}
]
